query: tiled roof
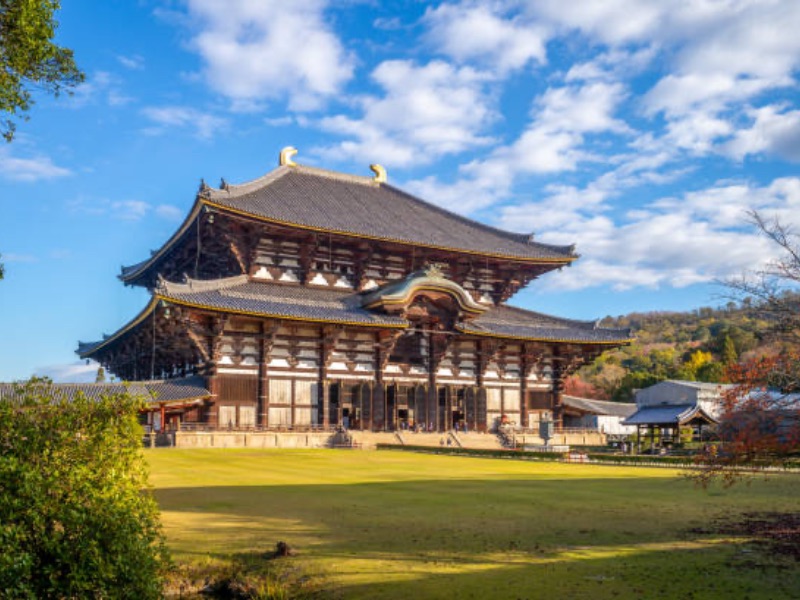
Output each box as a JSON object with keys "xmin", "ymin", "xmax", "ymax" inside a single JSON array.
[
  {"xmin": 623, "ymin": 404, "xmax": 718, "ymax": 426},
  {"xmin": 204, "ymin": 165, "xmax": 577, "ymax": 261},
  {"xmin": 121, "ymin": 163, "xmax": 577, "ymax": 284},
  {"xmin": 563, "ymin": 395, "xmax": 637, "ymax": 417},
  {"xmin": 159, "ymin": 275, "xmax": 409, "ymax": 327},
  {"xmin": 0, "ymin": 376, "xmax": 210, "ymax": 406},
  {"xmin": 457, "ymin": 305, "xmax": 633, "ymax": 344},
  {"xmin": 81, "ymin": 277, "xmax": 632, "ymax": 358}
]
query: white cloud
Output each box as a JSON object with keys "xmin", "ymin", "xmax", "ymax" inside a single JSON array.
[
  {"xmin": 2, "ymin": 253, "xmax": 38, "ymax": 263},
  {"xmin": 317, "ymin": 60, "xmax": 496, "ymax": 167},
  {"xmin": 724, "ymin": 104, "xmax": 800, "ymax": 162},
  {"xmin": 180, "ymin": 0, "xmax": 353, "ymax": 110},
  {"xmin": 497, "ymin": 177, "xmax": 800, "ymax": 291},
  {"xmin": 425, "ymin": 2, "xmax": 548, "ymax": 72},
  {"xmin": 34, "ymin": 361, "xmax": 100, "ymax": 383},
  {"xmin": 461, "ymin": 81, "xmax": 628, "ymax": 180},
  {"xmin": 117, "ymin": 54, "xmax": 145, "ymax": 70},
  {"xmin": 112, "ymin": 200, "xmax": 151, "ymax": 221},
  {"xmin": 69, "ymin": 71, "xmax": 134, "ymax": 107},
  {"xmin": 155, "ymin": 204, "xmax": 184, "ymax": 222},
  {"xmin": 0, "ymin": 147, "xmax": 71, "ymax": 182},
  {"xmin": 67, "ymin": 198, "xmax": 188, "ymax": 222},
  {"xmin": 141, "ymin": 105, "xmax": 228, "ymax": 139}
]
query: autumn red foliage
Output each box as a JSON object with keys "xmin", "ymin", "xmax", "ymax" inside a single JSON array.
[
  {"xmin": 563, "ymin": 375, "xmax": 607, "ymax": 399},
  {"xmin": 694, "ymin": 350, "xmax": 800, "ymax": 486}
]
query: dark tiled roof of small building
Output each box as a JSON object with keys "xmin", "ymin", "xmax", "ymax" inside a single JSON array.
[
  {"xmin": 158, "ymin": 275, "xmax": 408, "ymax": 327},
  {"xmin": 203, "ymin": 165, "xmax": 576, "ymax": 261},
  {"xmin": 623, "ymin": 404, "xmax": 718, "ymax": 426},
  {"xmin": 0, "ymin": 376, "xmax": 210, "ymax": 406},
  {"xmin": 458, "ymin": 305, "xmax": 633, "ymax": 344},
  {"xmin": 563, "ymin": 395, "xmax": 637, "ymax": 417}
]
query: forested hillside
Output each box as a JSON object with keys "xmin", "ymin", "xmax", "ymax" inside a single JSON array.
[{"xmin": 568, "ymin": 296, "xmax": 795, "ymax": 402}]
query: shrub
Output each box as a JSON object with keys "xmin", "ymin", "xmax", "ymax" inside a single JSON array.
[{"xmin": 0, "ymin": 379, "xmax": 168, "ymax": 598}]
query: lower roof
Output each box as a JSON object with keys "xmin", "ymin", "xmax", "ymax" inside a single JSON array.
[{"xmin": 79, "ymin": 276, "xmax": 633, "ymax": 358}]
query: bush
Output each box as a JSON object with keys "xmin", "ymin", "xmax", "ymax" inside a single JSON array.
[{"xmin": 0, "ymin": 379, "xmax": 168, "ymax": 598}]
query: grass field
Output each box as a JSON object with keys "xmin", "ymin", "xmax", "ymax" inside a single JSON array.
[{"xmin": 147, "ymin": 449, "xmax": 800, "ymax": 599}]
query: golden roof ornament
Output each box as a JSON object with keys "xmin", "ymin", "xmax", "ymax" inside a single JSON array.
[
  {"xmin": 279, "ymin": 146, "xmax": 298, "ymax": 166},
  {"xmin": 370, "ymin": 163, "xmax": 387, "ymax": 184},
  {"xmin": 423, "ymin": 263, "xmax": 445, "ymax": 278}
]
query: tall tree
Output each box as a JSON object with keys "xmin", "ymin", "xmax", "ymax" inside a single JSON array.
[{"xmin": 0, "ymin": 0, "xmax": 84, "ymax": 141}]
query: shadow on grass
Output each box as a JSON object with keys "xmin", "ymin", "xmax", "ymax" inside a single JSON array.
[{"xmin": 154, "ymin": 476, "xmax": 800, "ymax": 599}]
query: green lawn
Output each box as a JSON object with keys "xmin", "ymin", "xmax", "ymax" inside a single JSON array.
[{"xmin": 147, "ymin": 449, "xmax": 800, "ymax": 599}]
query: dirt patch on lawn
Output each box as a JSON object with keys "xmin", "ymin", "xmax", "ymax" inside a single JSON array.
[{"xmin": 690, "ymin": 512, "xmax": 800, "ymax": 560}]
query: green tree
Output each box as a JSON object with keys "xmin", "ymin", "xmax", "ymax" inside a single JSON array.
[
  {"xmin": 1, "ymin": 0, "xmax": 84, "ymax": 141},
  {"xmin": 696, "ymin": 360, "xmax": 726, "ymax": 383},
  {"xmin": 0, "ymin": 379, "xmax": 168, "ymax": 598},
  {"xmin": 721, "ymin": 334, "xmax": 738, "ymax": 365},
  {"xmin": 612, "ymin": 372, "xmax": 664, "ymax": 402}
]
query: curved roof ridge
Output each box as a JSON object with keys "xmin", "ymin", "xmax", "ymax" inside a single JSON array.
[
  {"xmin": 204, "ymin": 165, "xmax": 291, "ymax": 199},
  {"xmin": 78, "ymin": 296, "xmax": 159, "ymax": 357},
  {"xmin": 120, "ymin": 200, "xmax": 203, "ymax": 283},
  {"xmin": 380, "ymin": 182, "xmax": 576, "ymax": 257}
]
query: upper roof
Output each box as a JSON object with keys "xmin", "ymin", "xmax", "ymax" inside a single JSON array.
[
  {"xmin": 204, "ymin": 164, "xmax": 576, "ymax": 260},
  {"xmin": 79, "ymin": 276, "xmax": 632, "ymax": 359},
  {"xmin": 121, "ymin": 161, "xmax": 577, "ymax": 283},
  {"xmin": 0, "ymin": 376, "xmax": 210, "ymax": 405}
]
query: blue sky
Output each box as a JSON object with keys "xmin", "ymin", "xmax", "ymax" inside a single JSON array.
[{"xmin": 2, "ymin": 0, "xmax": 800, "ymax": 382}]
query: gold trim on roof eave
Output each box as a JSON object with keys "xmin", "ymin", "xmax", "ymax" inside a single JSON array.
[
  {"xmin": 456, "ymin": 325, "xmax": 635, "ymax": 345},
  {"xmin": 81, "ymin": 293, "xmax": 409, "ymax": 358},
  {"xmin": 201, "ymin": 199, "xmax": 578, "ymax": 265},
  {"xmin": 158, "ymin": 295, "xmax": 410, "ymax": 329}
]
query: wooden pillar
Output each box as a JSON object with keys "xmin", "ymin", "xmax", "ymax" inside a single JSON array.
[
  {"xmin": 428, "ymin": 330, "xmax": 438, "ymax": 431},
  {"xmin": 368, "ymin": 382, "xmax": 375, "ymax": 431},
  {"xmin": 291, "ymin": 378, "xmax": 296, "ymax": 429},
  {"xmin": 551, "ymin": 358, "xmax": 565, "ymax": 430},
  {"xmin": 521, "ymin": 347, "xmax": 537, "ymax": 430},
  {"xmin": 159, "ymin": 403, "xmax": 166, "ymax": 433},
  {"xmin": 384, "ymin": 383, "xmax": 390, "ymax": 431},
  {"xmin": 205, "ymin": 315, "xmax": 227, "ymax": 428},
  {"xmin": 375, "ymin": 330, "xmax": 401, "ymax": 431},
  {"xmin": 320, "ymin": 325, "xmax": 342, "ymax": 429},
  {"xmin": 373, "ymin": 381, "xmax": 385, "ymax": 431},
  {"xmin": 322, "ymin": 380, "xmax": 330, "ymax": 429},
  {"xmin": 257, "ymin": 322, "xmax": 269, "ymax": 428}
]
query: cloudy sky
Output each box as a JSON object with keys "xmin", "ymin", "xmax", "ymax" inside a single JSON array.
[{"xmin": 2, "ymin": 0, "xmax": 800, "ymax": 381}]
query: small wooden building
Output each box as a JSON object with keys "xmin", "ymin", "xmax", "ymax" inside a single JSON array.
[{"xmin": 78, "ymin": 148, "xmax": 632, "ymax": 432}]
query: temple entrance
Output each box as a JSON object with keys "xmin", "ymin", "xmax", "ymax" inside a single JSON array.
[{"xmin": 328, "ymin": 381, "xmax": 372, "ymax": 430}]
